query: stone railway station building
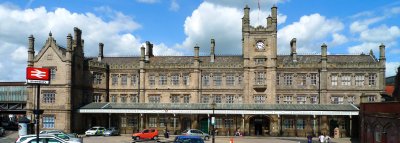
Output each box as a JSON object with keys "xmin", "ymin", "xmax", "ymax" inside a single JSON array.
[{"xmin": 26, "ymin": 5, "xmax": 385, "ymax": 137}]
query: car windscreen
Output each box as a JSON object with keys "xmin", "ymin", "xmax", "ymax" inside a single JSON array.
[{"xmin": 89, "ymin": 128, "xmax": 98, "ymax": 130}]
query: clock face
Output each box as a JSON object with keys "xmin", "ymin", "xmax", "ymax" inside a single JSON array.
[{"xmin": 256, "ymin": 41, "xmax": 265, "ymax": 49}]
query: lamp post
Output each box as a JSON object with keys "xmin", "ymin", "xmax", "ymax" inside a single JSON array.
[
  {"xmin": 211, "ymin": 102, "xmax": 216, "ymax": 143},
  {"xmin": 164, "ymin": 108, "xmax": 169, "ymax": 138}
]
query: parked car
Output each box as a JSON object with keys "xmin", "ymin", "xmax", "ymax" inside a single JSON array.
[
  {"xmin": 103, "ymin": 127, "xmax": 119, "ymax": 136},
  {"xmin": 174, "ymin": 135, "xmax": 204, "ymax": 143},
  {"xmin": 85, "ymin": 126, "xmax": 106, "ymax": 136},
  {"xmin": 0, "ymin": 127, "xmax": 5, "ymax": 136},
  {"xmin": 16, "ymin": 134, "xmax": 80, "ymax": 143},
  {"xmin": 132, "ymin": 129, "xmax": 159, "ymax": 140},
  {"xmin": 18, "ymin": 135, "xmax": 73, "ymax": 143},
  {"xmin": 40, "ymin": 129, "xmax": 78, "ymax": 138},
  {"xmin": 181, "ymin": 129, "xmax": 210, "ymax": 140},
  {"xmin": 46, "ymin": 133, "xmax": 82, "ymax": 143}
]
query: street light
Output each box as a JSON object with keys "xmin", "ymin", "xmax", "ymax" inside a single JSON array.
[
  {"xmin": 164, "ymin": 108, "xmax": 169, "ymax": 138},
  {"xmin": 211, "ymin": 102, "xmax": 216, "ymax": 143}
]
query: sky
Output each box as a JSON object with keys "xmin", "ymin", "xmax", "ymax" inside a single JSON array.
[{"xmin": 0, "ymin": 0, "xmax": 399, "ymax": 81}]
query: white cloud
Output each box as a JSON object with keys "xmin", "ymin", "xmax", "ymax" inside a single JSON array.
[
  {"xmin": 136, "ymin": 0, "xmax": 160, "ymax": 4},
  {"xmin": 277, "ymin": 13, "xmax": 287, "ymax": 25},
  {"xmin": 178, "ymin": 2, "xmax": 242, "ymax": 54},
  {"xmin": 386, "ymin": 62, "xmax": 400, "ymax": 77},
  {"xmin": 349, "ymin": 17, "xmax": 384, "ymax": 33},
  {"xmin": 205, "ymin": 0, "xmax": 285, "ymax": 10},
  {"xmin": 347, "ymin": 42, "xmax": 381, "ymax": 54},
  {"xmin": 350, "ymin": 11, "xmax": 374, "ymax": 19},
  {"xmin": 360, "ymin": 25, "xmax": 400, "ymax": 43},
  {"xmin": 169, "ymin": 0, "xmax": 179, "ymax": 11},
  {"xmin": 249, "ymin": 9, "xmax": 287, "ymax": 26},
  {"xmin": 391, "ymin": 7, "xmax": 400, "ymax": 14},
  {"xmin": 0, "ymin": 4, "xmax": 146, "ymax": 81},
  {"xmin": 331, "ymin": 33, "xmax": 348, "ymax": 46},
  {"xmin": 178, "ymin": 2, "xmax": 287, "ymax": 55},
  {"xmin": 11, "ymin": 47, "xmax": 28, "ymax": 62},
  {"xmin": 277, "ymin": 13, "xmax": 344, "ymax": 54},
  {"xmin": 390, "ymin": 48, "xmax": 400, "ymax": 54}
]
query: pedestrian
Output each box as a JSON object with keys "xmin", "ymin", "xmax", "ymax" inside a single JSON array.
[
  {"xmin": 325, "ymin": 134, "xmax": 331, "ymax": 143},
  {"xmin": 164, "ymin": 129, "xmax": 169, "ymax": 138},
  {"xmin": 307, "ymin": 134, "xmax": 313, "ymax": 143},
  {"xmin": 319, "ymin": 134, "xmax": 325, "ymax": 143}
]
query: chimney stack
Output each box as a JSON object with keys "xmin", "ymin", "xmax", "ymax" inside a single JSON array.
[
  {"xmin": 210, "ymin": 39, "xmax": 215, "ymax": 63},
  {"xmin": 145, "ymin": 41, "xmax": 153, "ymax": 61},
  {"xmin": 242, "ymin": 5, "xmax": 250, "ymax": 32},
  {"xmin": 194, "ymin": 44, "xmax": 199, "ymax": 61},
  {"xmin": 321, "ymin": 43, "xmax": 327, "ymax": 61},
  {"xmin": 290, "ymin": 38, "xmax": 297, "ymax": 62},
  {"xmin": 28, "ymin": 35, "xmax": 35, "ymax": 67},
  {"xmin": 379, "ymin": 43, "xmax": 386, "ymax": 62},
  {"xmin": 271, "ymin": 5, "xmax": 278, "ymax": 31},
  {"xmin": 98, "ymin": 43, "xmax": 104, "ymax": 62}
]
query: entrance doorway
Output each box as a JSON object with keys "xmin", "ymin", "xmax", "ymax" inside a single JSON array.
[
  {"xmin": 329, "ymin": 119, "xmax": 339, "ymax": 137},
  {"xmin": 181, "ymin": 117, "xmax": 191, "ymax": 131},
  {"xmin": 199, "ymin": 118, "xmax": 209, "ymax": 134},
  {"xmin": 249, "ymin": 115, "xmax": 270, "ymax": 136}
]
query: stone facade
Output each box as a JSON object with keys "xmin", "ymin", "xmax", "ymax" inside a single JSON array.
[{"xmin": 26, "ymin": 5, "xmax": 385, "ymax": 137}]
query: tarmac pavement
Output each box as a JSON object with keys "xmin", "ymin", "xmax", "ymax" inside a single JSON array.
[{"xmin": 0, "ymin": 131, "xmax": 359, "ymax": 143}]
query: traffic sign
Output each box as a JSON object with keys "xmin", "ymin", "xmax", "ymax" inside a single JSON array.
[{"xmin": 26, "ymin": 67, "xmax": 50, "ymax": 84}]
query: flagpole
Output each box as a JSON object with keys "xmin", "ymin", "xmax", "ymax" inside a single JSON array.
[{"xmin": 258, "ymin": 0, "xmax": 260, "ymax": 25}]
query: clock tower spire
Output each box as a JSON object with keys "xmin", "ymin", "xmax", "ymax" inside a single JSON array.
[{"xmin": 242, "ymin": 5, "xmax": 278, "ymax": 104}]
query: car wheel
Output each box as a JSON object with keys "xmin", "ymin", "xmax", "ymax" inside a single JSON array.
[
  {"xmin": 152, "ymin": 136, "xmax": 158, "ymax": 140},
  {"xmin": 135, "ymin": 136, "xmax": 140, "ymax": 140},
  {"xmin": 204, "ymin": 136, "xmax": 209, "ymax": 140}
]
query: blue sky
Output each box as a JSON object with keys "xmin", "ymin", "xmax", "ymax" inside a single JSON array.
[{"xmin": 0, "ymin": 0, "xmax": 399, "ymax": 81}]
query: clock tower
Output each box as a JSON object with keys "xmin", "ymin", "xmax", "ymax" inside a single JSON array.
[{"xmin": 242, "ymin": 5, "xmax": 277, "ymax": 104}]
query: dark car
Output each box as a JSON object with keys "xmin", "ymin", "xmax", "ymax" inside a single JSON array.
[
  {"xmin": 174, "ymin": 135, "xmax": 204, "ymax": 143},
  {"xmin": 103, "ymin": 127, "xmax": 120, "ymax": 136}
]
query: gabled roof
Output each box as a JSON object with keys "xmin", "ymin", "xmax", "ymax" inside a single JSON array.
[{"xmin": 35, "ymin": 34, "xmax": 67, "ymax": 62}]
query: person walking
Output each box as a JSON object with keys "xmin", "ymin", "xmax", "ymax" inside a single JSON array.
[
  {"xmin": 325, "ymin": 134, "xmax": 331, "ymax": 143},
  {"xmin": 307, "ymin": 134, "xmax": 313, "ymax": 143},
  {"xmin": 319, "ymin": 134, "xmax": 325, "ymax": 143}
]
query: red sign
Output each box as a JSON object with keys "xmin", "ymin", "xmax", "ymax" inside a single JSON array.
[{"xmin": 26, "ymin": 67, "xmax": 50, "ymax": 84}]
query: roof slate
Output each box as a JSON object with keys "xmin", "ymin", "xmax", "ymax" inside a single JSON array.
[{"xmin": 92, "ymin": 55, "xmax": 376, "ymax": 65}]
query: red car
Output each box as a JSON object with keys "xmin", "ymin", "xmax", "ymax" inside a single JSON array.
[{"xmin": 132, "ymin": 129, "xmax": 159, "ymax": 140}]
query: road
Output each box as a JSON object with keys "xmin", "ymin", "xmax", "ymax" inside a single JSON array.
[{"xmin": 1, "ymin": 131, "xmax": 358, "ymax": 143}]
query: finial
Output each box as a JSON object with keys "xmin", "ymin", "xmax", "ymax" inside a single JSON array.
[
  {"xmin": 245, "ymin": 4, "xmax": 249, "ymax": 8},
  {"xmin": 369, "ymin": 49, "xmax": 374, "ymax": 55},
  {"xmin": 272, "ymin": 4, "xmax": 277, "ymax": 8},
  {"xmin": 49, "ymin": 31, "xmax": 52, "ymax": 37}
]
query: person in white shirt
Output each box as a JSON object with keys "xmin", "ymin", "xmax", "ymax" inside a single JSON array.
[
  {"xmin": 325, "ymin": 135, "xmax": 331, "ymax": 143},
  {"xmin": 319, "ymin": 134, "xmax": 325, "ymax": 143}
]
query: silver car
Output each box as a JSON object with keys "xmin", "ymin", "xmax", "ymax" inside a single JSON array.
[
  {"xmin": 103, "ymin": 127, "xmax": 119, "ymax": 136},
  {"xmin": 181, "ymin": 129, "xmax": 210, "ymax": 140}
]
